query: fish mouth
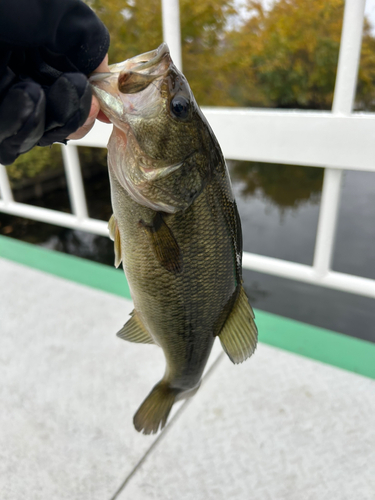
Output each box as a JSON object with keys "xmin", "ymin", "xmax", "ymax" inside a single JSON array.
[
  {"xmin": 110, "ymin": 43, "xmax": 170, "ymax": 74},
  {"xmin": 89, "ymin": 44, "xmax": 173, "ymax": 125},
  {"xmin": 89, "ymin": 43, "xmax": 172, "ymax": 85},
  {"xmin": 89, "ymin": 43, "xmax": 171, "ymax": 91}
]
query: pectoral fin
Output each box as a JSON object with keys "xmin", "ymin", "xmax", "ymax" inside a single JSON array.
[
  {"xmin": 108, "ymin": 214, "xmax": 122, "ymax": 268},
  {"xmin": 139, "ymin": 213, "xmax": 182, "ymax": 274},
  {"xmin": 218, "ymin": 285, "xmax": 258, "ymax": 364},
  {"xmin": 117, "ymin": 310, "xmax": 155, "ymax": 344}
]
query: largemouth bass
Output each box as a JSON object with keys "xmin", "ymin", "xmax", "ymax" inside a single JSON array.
[{"xmin": 90, "ymin": 43, "xmax": 257, "ymax": 434}]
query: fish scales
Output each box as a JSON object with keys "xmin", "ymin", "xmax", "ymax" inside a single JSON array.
[
  {"xmin": 112, "ymin": 165, "xmax": 233, "ymax": 383},
  {"xmin": 91, "ymin": 43, "xmax": 258, "ymax": 434}
]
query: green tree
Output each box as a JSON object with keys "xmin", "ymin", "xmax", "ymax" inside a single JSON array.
[
  {"xmin": 6, "ymin": 145, "xmax": 63, "ymax": 184},
  {"xmin": 227, "ymin": 0, "xmax": 344, "ymax": 109},
  {"xmin": 356, "ymin": 18, "xmax": 375, "ymax": 111},
  {"xmin": 227, "ymin": 0, "xmax": 375, "ymax": 110},
  {"xmin": 179, "ymin": 0, "xmax": 238, "ymax": 105},
  {"xmin": 87, "ymin": 0, "xmax": 375, "ymax": 110},
  {"xmin": 87, "ymin": 0, "xmax": 238, "ymax": 106},
  {"xmin": 88, "ymin": 0, "xmax": 163, "ymax": 63}
]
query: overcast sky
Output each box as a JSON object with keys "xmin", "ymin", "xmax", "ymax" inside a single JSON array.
[{"xmin": 365, "ymin": 0, "xmax": 375, "ymax": 31}]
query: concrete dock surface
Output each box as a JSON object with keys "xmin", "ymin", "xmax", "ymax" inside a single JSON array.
[{"xmin": 1, "ymin": 257, "xmax": 374, "ymax": 500}]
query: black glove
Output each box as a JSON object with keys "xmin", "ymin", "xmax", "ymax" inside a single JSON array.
[
  {"xmin": 0, "ymin": 72, "xmax": 91, "ymax": 165},
  {"xmin": 0, "ymin": 0, "xmax": 109, "ymax": 165}
]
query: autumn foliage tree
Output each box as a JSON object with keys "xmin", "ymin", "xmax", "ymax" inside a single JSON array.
[
  {"xmin": 8, "ymin": 0, "xmax": 375, "ymax": 181},
  {"xmin": 87, "ymin": 0, "xmax": 237, "ymax": 105},
  {"xmin": 86, "ymin": 0, "xmax": 375, "ymax": 110},
  {"xmin": 228, "ymin": 0, "xmax": 344, "ymax": 109}
]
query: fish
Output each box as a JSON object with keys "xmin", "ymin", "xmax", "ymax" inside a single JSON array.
[{"xmin": 90, "ymin": 43, "xmax": 258, "ymax": 435}]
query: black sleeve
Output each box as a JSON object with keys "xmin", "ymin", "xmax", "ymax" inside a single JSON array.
[
  {"xmin": 0, "ymin": 0, "xmax": 110, "ymax": 164},
  {"xmin": 0, "ymin": 0, "xmax": 109, "ymax": 75}
]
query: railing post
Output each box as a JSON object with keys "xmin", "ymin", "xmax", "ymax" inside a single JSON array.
[
  {"xmin": 332, "ymin": 0, "xmax": 366, "ymax": 116},
  {"xmin": 161, "ymin": 0, "xmax": 182, "ymax": 71},
  {"xmin": 0, "ymin": 164, "xmax": 14, "ymax": 203},
  {"xmin": 313, "ymin": 169, "xmax": 343, "ymax": 277},
  {"xmin": 313, "ymin": 0, "xmax": 366, "ymax": 277},
  {"xmin": 61, "ymin": 144, "xmax": 88, "ymax": 221}
]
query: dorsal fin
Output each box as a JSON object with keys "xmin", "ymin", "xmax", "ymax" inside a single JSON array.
[
  {"xmin": 108, "ymin": 214, "xmax": 122, "ymax": 268},
  {"xmin": 218, "ymin": 285, "xmax": 258, "ymax": 364},
  {"xmin": 117, "ymin": 310, "xmax": 155, "ymax": 344}
]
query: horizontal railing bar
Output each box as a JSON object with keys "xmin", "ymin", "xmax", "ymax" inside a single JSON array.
[
  {"xmin": 202, "ymin": 109, "xmax": 375, "ymax": 170},
  {"xmin": 0, "ymin": 200, "xmax": 108, "ymax": 237},
  {"xmin": 242, "ymin": 251, "xmax": 375, "ymax": 299},
  {"xmin": 72, "ymin": 111, "xmax": 375, "ymax": 171},
  {"xmin": 2, "ymin": 198, "xmax": 374, "ymax": 298}
]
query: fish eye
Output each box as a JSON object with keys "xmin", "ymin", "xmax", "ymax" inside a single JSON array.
[{"xmin": 170, "ymin": 95, "xmax": 190, "ymax": 120}]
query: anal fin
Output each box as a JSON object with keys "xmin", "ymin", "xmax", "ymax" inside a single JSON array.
[
  {"xmin": 108, "ymin": 214, "xmax": 122, "ymax": 268},
  {"xmin": 218, "ymin": 285, "xmax": 258, "ymax": 364},
  {"xmin": 117, "ymin": 310, "xmax": 155, "ymax": 344}
]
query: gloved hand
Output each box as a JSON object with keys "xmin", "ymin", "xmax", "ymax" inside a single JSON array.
[
  {"xmin": 0, "ymin": 72, "xmax": 91, "ymax": 165},
  {"xmin": 0, "ymin": 0, "xmax": 110, "ymax": 165}
]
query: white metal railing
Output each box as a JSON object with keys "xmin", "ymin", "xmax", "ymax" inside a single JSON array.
[{"xmin": 1, "ymin": 0, "xmax": 375, "ymax": 300}]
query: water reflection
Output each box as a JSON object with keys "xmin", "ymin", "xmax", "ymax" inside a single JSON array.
[
  {"xmin": 333, "ymin": 170, "xmax": 375, "ymax": 280},
  {"xmin": 228, "ymin": 160, "xmax": 323, "ymax": 211},
  {"xmin": 42, "ymin": 230, "xmax": 115, "ymax": 267},
  {"xmin": 227, "ymin": 160, "xmax": 323, "ymax": 266}
]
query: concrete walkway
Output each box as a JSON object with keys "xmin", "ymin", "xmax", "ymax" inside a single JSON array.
[{"xmin": 1, "ymin": 257, "xmax": 374, "ymax": 500}]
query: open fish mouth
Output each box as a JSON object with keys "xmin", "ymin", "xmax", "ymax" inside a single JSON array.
[
  {"xmin": 90, "ymin": 43, "xmax": 171, "ymax": 94},
  {"xmin": 110, "ymin": 43, "xmax": 170, "ymax": 74}
]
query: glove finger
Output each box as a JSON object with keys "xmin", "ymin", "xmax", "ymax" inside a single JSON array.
[
  {"xmin": 38, "ymin": 72, "xmax": 92, "ymax": 147},
  {"xmin": 0, "ymin": 81, "xmax": 46, "ymax": 165}
]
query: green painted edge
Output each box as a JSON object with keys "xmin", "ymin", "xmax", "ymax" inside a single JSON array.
[
  {"xmin": 1, "ymin": 234, "xmax": 374, "ymax": 380},
  {"xmin": 0, "ymin": 234, "xmax": 131, "ymax": 300},
  {"xmin": 254, "ymin": 309, "xmax": 375, "ymax": 380}
]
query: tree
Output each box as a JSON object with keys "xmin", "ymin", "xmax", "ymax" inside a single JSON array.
[
  {"xmin": 356, "ymin": 18, "xmax": 375, "ymax": 111},
  {"xmin": 87, "ymin": 0, "xmax": 375, "ymax": 110},
  {"xmin": 6, "ymin": 146, "xmax": 63, "ymax": 184},
  {"xmin": 88, "ymin": 0, "xmax": 163, "ymax": 63},
  {"xmin": 227, "ymin": 0, "xmax": 375, "ymax": 110},
  {"xmin": 87, "ymin": 0, "xmax": 238, "ymax": 106},
  {"xmin": 8, "ymin": 0, "xmax": 375, "ymax": 182},
  {"xmin": 227, "ymin": 0, "xmax": 344, "ymax": 109}
]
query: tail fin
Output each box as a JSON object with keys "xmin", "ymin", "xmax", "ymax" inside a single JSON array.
[{"xmin": 133, "ymin": 381, "xmax": 177, "ymax": 435}]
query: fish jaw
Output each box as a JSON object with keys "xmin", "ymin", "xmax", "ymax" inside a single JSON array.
[
  {"xmin": 89, "ymin": 43, "xmax": 172, "ymax": 129},
  {"xmin": 108, "ymin": 43, "xmax": 171, "ymax": 75}
]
